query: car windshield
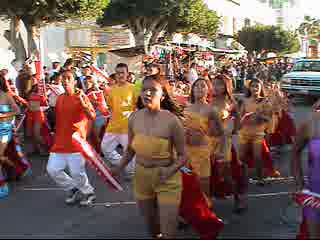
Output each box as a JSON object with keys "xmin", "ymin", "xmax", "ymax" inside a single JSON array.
[{"xmin": 292, "ymin": 61, "xmax": 320, "ymax": 72}]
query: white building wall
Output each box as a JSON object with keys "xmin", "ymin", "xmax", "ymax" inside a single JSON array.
[
  {"xmin": 40, "ymin": 25, "xmax": 68, "ymax": 67},
  {"xmin": 204, "ymin": 0, "xmax": 277, "ymax": 37}
]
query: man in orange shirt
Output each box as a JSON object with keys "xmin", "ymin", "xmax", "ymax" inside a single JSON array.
[
  {"xmin": 101, "ymin": 63, "xmax": 137, "ymax": 177},
  {"xmin": 46, "ymin": 70, "xmax": 97, "ymax": 206}
]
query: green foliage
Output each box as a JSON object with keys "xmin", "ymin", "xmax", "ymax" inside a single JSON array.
[
  {"xmin": 0, "ymin": 0, "xmax": 109, "ymax": 26},
  {"xmin": 176, "ymin": 0, "xmax": 220, "ymax": 39},
  {"xmin": 297, "ymin": 15, "xmax": 320, "ymax": 38},
  {"xmin": 238, "ymin": 25, "xmax": 300, "ymax": 54},
  {"xmin": 99, "ymin": 0, "xmax": 220, "ymax": 40}
]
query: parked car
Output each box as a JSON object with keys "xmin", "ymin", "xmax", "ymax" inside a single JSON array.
[{"xmin": 281, "ymin": 59, "xmax": 320, "ymax": 98}]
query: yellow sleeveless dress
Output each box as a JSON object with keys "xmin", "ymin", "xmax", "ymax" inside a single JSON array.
[
  {"xmin": 239, "ymin": 99, "xmax": 276, "ymax": 145},
  {"xmin": 184, "ymin": 111, "xmax": 211, "ymax": 178},
  {"xmin": 131, "ymin": 134, "xmax": 182, "ymax": 205}
]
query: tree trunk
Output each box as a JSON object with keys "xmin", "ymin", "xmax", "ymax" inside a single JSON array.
[
  {"xmin": 132, "ymin": 31, "xmax": 152, "ymax": 55},
  {"xmin": 25, "ymin": 24, "xmax": 41, "ymax": 60},
  {"xmin": 4, "ymin": 16, "xmax": 27, "ymax": 71}
]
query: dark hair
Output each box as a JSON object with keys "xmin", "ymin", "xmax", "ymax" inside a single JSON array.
[
  {"xmin": 190, "ymin": 78, "xmax": 208, "ymax": 104},
  {"xmin": 0, "ymin": 76, "xmax": 8, "ymax": 92},
  {"xmin": 50, "ymin": 72, "xmax": 62, "ymax": 83},
  {"xmin": 64, "ymin": 58, "xmax": 73, "ymax": 67},
  {"xmin": 26, "ymin": 84, "xmax": 39, "ymax": 99},
  {"xmin": 109, "ymin": 73, "xmax": 116, "ymax": 80},
  {"xmin": 137, "ymin": 75, "xmax": 183, "ymax": 117},
  {"xmin": 245, "ymin": 78, "xmax": 265, "ymax": 98},
  {"xmin": 116, "ymin": 63, "xmax": 129, "ymax": 73},
  {"xmin": 212, "ymin": 74, "xmax": 235, "ymax": 102}
]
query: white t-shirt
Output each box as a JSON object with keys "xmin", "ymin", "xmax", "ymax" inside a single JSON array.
[
  {"xmin": 48, "ymin": 85, "xmax": 65, "ymax": 107},
  {"xmin": 188, "ymin": 68, "xmax": 199, "ymax": 85}
]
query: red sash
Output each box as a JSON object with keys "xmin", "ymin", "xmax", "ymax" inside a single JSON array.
[
  {"xmin": 294, "ymin": 190, "xmax": 320, "ymax": 210},
  {"xmin": 72, "ymin": 132, "xmax": 123, "ymax": 191},
  {"xmin": 87, "ymin": 90, "xmax": 109, "ymax": 117}
]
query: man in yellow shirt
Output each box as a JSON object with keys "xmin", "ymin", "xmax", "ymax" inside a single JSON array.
[{"xmin": 101, "ymin": 63, "xmax": 137, "ymax": 176}]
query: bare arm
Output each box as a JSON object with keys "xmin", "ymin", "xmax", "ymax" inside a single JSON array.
[
  {"xmin": 209, "ymin": 109, "xmax": 228, "ymax": 161},
  {"xmin": 79, "ymin": 93, "xmax": 96, "ymax": 121},
  {"xmin": 170, "ymin": 115, "xmax": 187, "ymax": 172},
  {"xmin": 208, "ymin": 109, "xmax": 224, "ymax": 137},
  {"xmin": 7, "ymin": 94, "xmax": 21, "ymax": 115},
  {"xmin": 292, "ymin": 122, "xmax": 310, "ymax": 187}
]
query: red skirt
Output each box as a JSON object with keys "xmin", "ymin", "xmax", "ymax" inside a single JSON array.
[
  {"xmin": 26, "ymin": 111, "xmax": 53, "ymax": 147},
  {"xmin": 180, "ymin": 172, "xmax": 224, "ymax": 240},
  {"xmin": 297, "ymin": 219, "xmax": 309, "ymax": 240},
  {"xmin": 4, "ymin": 134, "xmax": 31, "ymax": 180},
  {"xmin": 211, "ymin": 140, "xmax": 279, "ymax": 199},
  {"xmin": 210, "ymin": 145, "xmax": 246, "ymax": 198},
  {"xmin": 270, "ymin": 110, "xmax": 296, "ymax": 146}
]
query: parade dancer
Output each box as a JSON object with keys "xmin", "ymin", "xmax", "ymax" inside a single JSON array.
[
  {"xmin": 85, "ymin": 75, "xmax": 109, "ymax": 153},
  {"xmin": 210, "ymin": 74, "xmax": 248, "ymax": 213},
  {"xmin": 112, "ymin": 75, "xmax": 224, "ymax": 239},
  {"xmin": 183, "ymin": 78, "xmax": 225, "ymax": 209},
  {"xmin": 101, "ymin": 63, "xmax": 138, "ymax": 176},
  {"xmin": 293, "ymin": 105, "xmax": 320, "ymax": 239},
  {"xmin": 46, "ymin": 70, "xmax": 97, "ymax": 206},
  {"xmin": 26, "ymin": 84, "xmax": 51, "ymax": 154},
  {"xmin": 47, "ymin": 73, "xmax": 65, "ymax": 131},
  {"xmin": 0, "ymin": 76, "xmax": 20, "ymax": 198},
  {"xmin": 112, "ymin": 74, "xmax": 186, "ymax": 238},
  {"xmin": 239, "ymin": 79, "xmax": 279, "ymax": 184}
]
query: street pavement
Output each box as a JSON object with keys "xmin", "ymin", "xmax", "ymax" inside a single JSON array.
[{"xmin": 0, "ymin": 98, "xmax": 313, "ymax": 239}]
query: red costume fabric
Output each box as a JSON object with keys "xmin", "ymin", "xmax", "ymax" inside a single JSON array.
[
  {"xmin": 26, "ymin": 94, "xmax": 52, "ymax": 147},
  {"xmin": 180, "ymin": 172, "xmax": 224, "ymax": 240},
  {"xmin": 270, "ymin": 110, "xmax": 296, "ymax": 146},
  {"xmin": 210, "ymin": 145, "xmax": 246, "ymax": 198},
  {"xmin": 3, "ymin": 132, "xmax": 31, "ymax": 181}
]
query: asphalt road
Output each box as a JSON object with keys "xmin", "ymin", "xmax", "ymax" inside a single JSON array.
[{"xmin": 0, "ymin": 98, "xmax": 313, "ymax": 239}]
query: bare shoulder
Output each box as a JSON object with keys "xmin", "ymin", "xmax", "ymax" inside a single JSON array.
[
  {"xmin": 129, "ymin": 109, "xmax": 144, "ymax": 123},
  {"xmin": 160, "ymin": 110, "xmax": 182, "ymax": 127}
]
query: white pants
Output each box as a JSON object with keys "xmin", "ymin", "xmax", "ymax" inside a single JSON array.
[
  {"xmin": 47, "ymin": 153, "xmax": 94, "ymax": 194},
  {"xmin": 101, "ymin": 132, "xmax": 135, "ymax": 174}
]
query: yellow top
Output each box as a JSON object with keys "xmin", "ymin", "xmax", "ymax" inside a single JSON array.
[
  {"xmin": 132, "ymin": 134, "xmax": 171, "ymax": 160},
  {"xmin": 106, "ymin": 83, "xmax": 137, "ymax": 134},
  {"xmin": 240, "ymin": 99, "xmax": 275, "ymax": 136},
  {"xmin": 183, "ymin": 111, "xmax": 210, "ymax": 137}
]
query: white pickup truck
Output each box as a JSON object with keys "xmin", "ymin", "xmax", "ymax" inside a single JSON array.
[{"xmin": 281, "ymin": 59, "xmax": 320, "ymax": 98}]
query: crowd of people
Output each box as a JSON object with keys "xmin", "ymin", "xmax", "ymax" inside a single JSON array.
[{"xmin": 0, "ymin": 55, "xmax": 319, "ymax": 239}]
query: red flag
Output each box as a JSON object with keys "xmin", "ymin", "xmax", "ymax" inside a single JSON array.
[
  {"xmin": 294, "ymin": 190, "xmax": 320, "ymax": 210},
  {"xmin": 89, "ymin": 65, "xmax": 110, "ymax": 83},
  {"xmin": 72, "ymin": 132, "xmax": 123, "ymax": 191}
]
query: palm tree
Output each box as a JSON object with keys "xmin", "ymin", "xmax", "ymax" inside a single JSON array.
[
  {"xmin": 297, "ymin": 16, "xmax": 320, "ymax": 57},
  {"xmin": 297, "ymin": 16, "xmax": 320, "ymax": 37}
]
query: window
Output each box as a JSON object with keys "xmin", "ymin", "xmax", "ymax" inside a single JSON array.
[{"xmin": 292, "ymin": 61, "xmax": 320, "ymax": 72}]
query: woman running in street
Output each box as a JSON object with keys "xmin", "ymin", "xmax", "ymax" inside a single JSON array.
[
  {"xmin": 293, "ymin": 104, "xmax": 320, "ymax": 239},
  {"xmin": 112, "ymin": 75, "xmax": 186, "ymax": 238},
  {"xmin": 210, "ymin": 74, "xmax": 249, "ymax": 213},
  {"xmin": 239, "ymin": 79, "xmax": 279, "ymax": 185},
  {"xmin": 0, "ymin": 76, "xmax": 20, "ymax": 198},
  {"xmin": 183, "ymin": 78, "xmax": 225, "ymax": 209}
]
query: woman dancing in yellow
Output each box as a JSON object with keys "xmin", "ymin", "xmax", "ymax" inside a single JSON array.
[
  {"xmin": 239, "ymin": 79, "xmax": 279, "ymax": 185},
  {"xmin": 210, "ymin": 74, "xmax": 250, "ymax": 213},
  {"xmin": 112, "ymin": 75, "xmax": 186, "ymax": 239},
  {"xmin": 183, "ymin": 78, "xmax": 225, "ymax": 209}
]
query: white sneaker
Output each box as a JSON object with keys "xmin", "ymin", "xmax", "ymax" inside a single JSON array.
[
  {"xmin": 65, "ymin": 188, "xmax": 80, "ymax": 205},
  {"xmin": 79, "ymin": 193, "xmax": 96, "ymax": 206}
]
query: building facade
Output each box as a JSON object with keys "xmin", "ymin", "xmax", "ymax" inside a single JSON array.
[
  {"xmin": 204, "ymin": 0, "xmax": 277, "ymax": 48},
  {"xmin": 258, "ymin": 0, "xmax": 303, "ymax": 30}
]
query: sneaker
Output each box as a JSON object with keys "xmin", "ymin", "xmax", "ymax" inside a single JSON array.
[
  {"xmin": 79, "ymin": 193, "xmax": 96, "ymax": 206},
  {"xmin": 123, "ymin": 171, "xmax": 134, "ymax": 181},
  {"xmin": 65, "ymin": 188, "xmax": 80, "ymax": 205}
]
